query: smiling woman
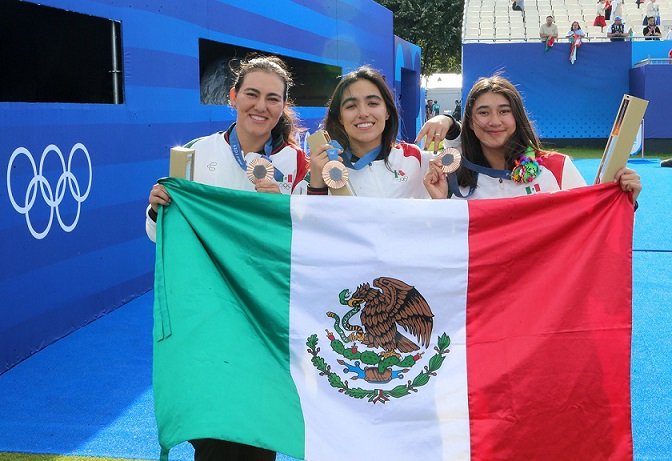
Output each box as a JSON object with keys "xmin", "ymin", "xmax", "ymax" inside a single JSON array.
[
  {"xmin": 146, "ymin": 54, "xmax": 309, "ymax": 244},
  {"xmin": 422, "ymin": 75, "xmax": 642, "ymax": 203},
  {"xmin": 304, "ymin": 66, "xmax": 461, "ymax": 198},
  {"xmin": 143, "ymin": 54, "xmax": 310, "ymax": 461}
]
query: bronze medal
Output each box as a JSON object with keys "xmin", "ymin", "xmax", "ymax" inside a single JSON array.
[
  {"xmin": 437, "ymin": 147, "xmax": 461, "ymax": 174},
  {"xmin": 246, "ymin": 158, "xmax": 275, "ymax": 183},
  {"xmin": 322, "ymin": 160, "xmax": 349, "ymax": 189}
]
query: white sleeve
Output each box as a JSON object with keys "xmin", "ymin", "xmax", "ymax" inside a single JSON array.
[
  {"xmin": 145, "ymin": 204, "xmax": 157, "ymax": 243},
  {"xmin": 291, "ymin": 178, "xmax": 309, "ymax": 195},
  {"xmin": 562, "ymin": 158, "xmax": 588, "ymax": 190},
  {"xmin": 443, "ymin": 131, "xmax": 462, "ymax": 149}
]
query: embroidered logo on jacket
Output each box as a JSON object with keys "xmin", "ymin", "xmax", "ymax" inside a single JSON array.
[
  {"xmin": 393, "ymin": 169, "xmax": 408, "ymax": 182},
  {"xmin": 525, "ymin": 183, "xmax": 541, "ymax": 195}
]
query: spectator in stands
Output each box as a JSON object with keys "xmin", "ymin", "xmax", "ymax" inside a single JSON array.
[
  {"xmin": 567, "ymin": 22, "xmax": 585, "ymax": 64},
  {"xmin": 612, "ymin": 0, "xmax": 624, "ymax": 20},
  {"xmin": 432, "ymin": 100, "xmax": 440, "ymax": 116},
  {"xmin": 644, "ymin": 0, "xmax": 661, "ymax": 25},
  {"xmin": 636, "ymin": 0, "xmax": 643, "ymax": 9},
  {"xmin": 605, "ymin": 0, "xmax": 613, "ymax": 20},
  {"xmin": 608, "ymin": 16, "xmax": 628, "ymax": 40},
  {"xmin": 567, "ymin": 21, "xmax": 586, "ymax": 38},
  {"xmin": 512, "ymin": 0, "xmax": 526, "ymax": 21},
  {"xmin": 643, "ymin": 16, "xmax": 662, "ymax": 39},
  {"xmin": 594, "ymin": 0, "xmax": 607, "ymax": 32},
  {"xmin": 540, "ymin": 16, "xmax": 559, "ymax": 42},
  {"xmin": 426, "ymin": 100, "xmax": 433, "ymax": 121}
]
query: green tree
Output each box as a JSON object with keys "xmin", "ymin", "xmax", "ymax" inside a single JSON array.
[{"xmin": 377, "ymin": 0, "xmax": 463, "ymax": 75}]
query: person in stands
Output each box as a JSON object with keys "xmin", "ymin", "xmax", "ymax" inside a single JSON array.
[
  {"xmin": 643, "ymin": 16, "xmax": 662, "ymax": 39},
  {"xmin": 540, "ymin": 15, "xmax": 559, "ymax": 41},
  {"xmin": 594, "ymin": 0, "xmax": 607, "ymax": 32},
  {"xmin": 608, "ymin": 16, "xmax": 628, "ymax": 41}
]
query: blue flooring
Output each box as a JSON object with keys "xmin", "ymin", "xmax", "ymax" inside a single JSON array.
[{"xmin": 0, "ymin": 158, "xmax": 670, "ymax": 460}]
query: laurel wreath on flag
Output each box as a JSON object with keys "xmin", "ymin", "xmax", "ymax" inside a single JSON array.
[{"xmin": 306, "ymin": 332, "xmax": 451, "ymax": 404}]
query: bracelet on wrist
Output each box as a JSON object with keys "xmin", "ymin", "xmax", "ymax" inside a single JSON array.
[{"xmin": 307, "ymin": 185, "xmax": 329, "ymax": 195}]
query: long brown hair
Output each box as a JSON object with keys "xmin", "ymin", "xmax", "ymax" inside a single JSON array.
[
  {"xmin": 231, "ymin": 54, "xmax": 301, "ymax": 146},
  {"xmin": 324, "ymin": 66, "xmax": 399, "ymax": 163},
  {"xmin": 459, "ymin": 75, "xmax": 542, "ymax": 187}
]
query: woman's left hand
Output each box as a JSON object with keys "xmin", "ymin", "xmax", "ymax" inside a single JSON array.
[
  {"xmin": 415, "ymin": 115, "xmax": 454, "ymax": 152},
  {"xmin": 614, "ymin": 167, "xmax": 641, "ymax": 203},
  {"xmin": 423, "ymin": 161, "xmax": 449, "ymax": 199},
  {"xmin": 255, "ymin": 179, "xmax": 281, "ymax": 194}
]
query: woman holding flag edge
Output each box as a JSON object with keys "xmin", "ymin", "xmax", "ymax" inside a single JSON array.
[
  {"xmin": 423, "ymin": 75, "xmax": 642, "ymax": 202},
  {"xmin": 145, "ymin": 54, "xmax": 308, "ymax": 461}
]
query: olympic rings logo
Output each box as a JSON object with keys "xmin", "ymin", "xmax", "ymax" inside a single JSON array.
[{"xmin": 7, "ymin": 143, "xmax": 92, "ymax": 240}]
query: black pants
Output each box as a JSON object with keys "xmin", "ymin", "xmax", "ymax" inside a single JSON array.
[{"xmin": 190, "ymin": 438, "xmax": 276, "ymax": 461}]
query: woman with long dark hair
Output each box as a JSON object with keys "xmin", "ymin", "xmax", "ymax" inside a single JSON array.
[
  {"xmin": 306, "ymin": 65, "xmax": 459, "ymax": 198},
  {"xmin": 424, "ymin": 75, "xmax": 641, "ymax": 202},
  {"xmin": 146, "ymin": 54, "xmax": 308, "ymax": 241},
  {"xmin": 145, "ymin": 54, "xmax": 308, "ymax": 461}
]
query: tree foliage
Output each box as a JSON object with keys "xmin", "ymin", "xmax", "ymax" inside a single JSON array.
[{"xmin": 377, "ymin": 0, "xmax": 463, "ymax": 75}]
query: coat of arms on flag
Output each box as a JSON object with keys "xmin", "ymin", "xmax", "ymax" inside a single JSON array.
[{"xmin": 307, "ymin": 277, "xmax": 450, "ymax": 404}]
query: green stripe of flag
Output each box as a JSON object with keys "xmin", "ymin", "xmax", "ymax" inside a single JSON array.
[{"xmin": 154, "ymin": 178, "xmax": 304, "ymax": 458}]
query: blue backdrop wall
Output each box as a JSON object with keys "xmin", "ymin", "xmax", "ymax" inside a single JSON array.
[
  {"xmin": 394, "ymin": 36, "xmax": 423, "ymax": 142},
  {"xmin": 462, "ymin": 41, "xmax": 671, "ymax": 142},
  {"xmin": 630, "ymin": 64, "xmax": 672, "ymax": 139},
  {"xmin": 0, "ymin": 0, "xmax": 421, "ymax": 373}
]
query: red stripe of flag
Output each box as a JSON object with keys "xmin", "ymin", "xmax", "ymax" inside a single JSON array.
[{"xmin": 466, "ymin": 184, "xmax": 633, "ymax": 460}]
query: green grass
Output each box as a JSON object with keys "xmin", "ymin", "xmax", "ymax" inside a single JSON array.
[
  {"xmin": 548, "ymin": 146, "xmax": 666, "ymax": 159},
  {"xmin": 554, "ymin": 147, "xmax": 603, "ymax": 159},
  {"xmin": 0, "ymin": 454, "xmax": 151, "ymax": 461}
]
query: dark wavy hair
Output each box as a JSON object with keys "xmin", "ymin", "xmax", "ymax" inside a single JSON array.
[
  {"xmin": 231, "ymin": 54, "xmax": 301, "ymax": 146},
  {"xmin": 323, "ymin": 66, "xmax": 399, "ymax": 164},
  {"xmin": 459, "ymin": 75, "xmax": 542, "ymax": 187}
]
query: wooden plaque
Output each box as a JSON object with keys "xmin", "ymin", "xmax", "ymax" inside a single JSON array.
[
  {"xmin": 595, "ymin": 95, "xmax": 648, "ymax": 184},
  {"xmin": 169, "ymin": 146, "xmax": 195, "ymax": 180}
]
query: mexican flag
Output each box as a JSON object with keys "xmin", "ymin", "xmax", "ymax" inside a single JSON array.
[{"xmin": 153, "ymin": 178, "xmax": 634, "ymax": 461}]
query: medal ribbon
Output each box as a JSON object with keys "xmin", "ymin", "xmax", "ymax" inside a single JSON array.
[
  {"xmin": 326, "ymin": 140, "xmax": 343, "ymax": 161},
  {"xmin": 447, "ymin": 157, "xmax": 511, "ymax": 199},
  {"xmin": 342, "ymin": 145, "xmax": 382, "ymax": 170},
  {"xmin": 229, "ymin": 126, "xmax": 284, "ymax": 181}
]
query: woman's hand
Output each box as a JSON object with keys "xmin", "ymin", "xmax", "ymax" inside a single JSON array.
[
  {"xmin": 149, "ymin": 183, "xmax": 171, "ymax": 212},
  {"xmin": 423, "ymin": 161, "xmax": 449, "ymax": 199},
  {"xmin": 255, "ymin": 179, "xmax": 281, "ymax": 194},
  {"xmin": 308, "ymin": 143, "xmax": 341, "ymax": 188},
  {"xmin": 415, "ymin": 115, "xmax": 454, "ymax": 152},
  {"xmin": 614, "ymin": 167, "xmax": 641, "ymax": 203}
]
